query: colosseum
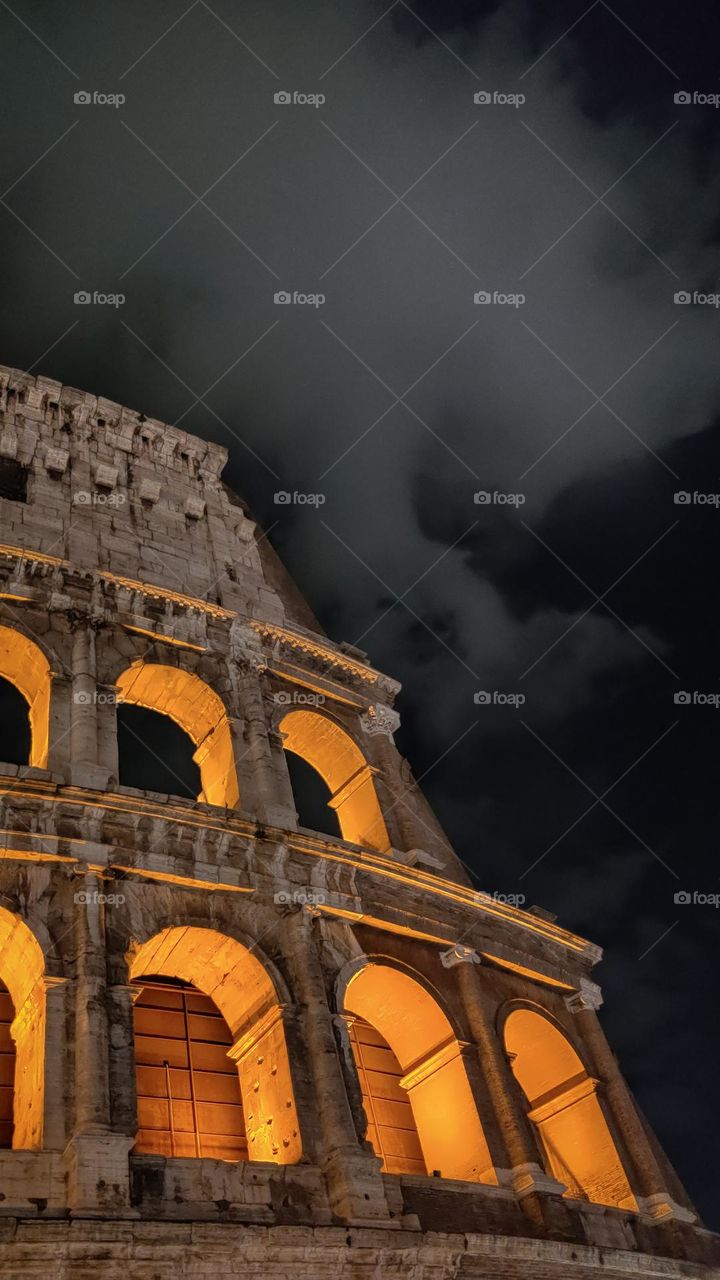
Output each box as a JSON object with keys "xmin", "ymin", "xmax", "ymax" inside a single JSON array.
[{"xmin": 0, "ymin": 361, "xmax": 714, "ymax": 1278}]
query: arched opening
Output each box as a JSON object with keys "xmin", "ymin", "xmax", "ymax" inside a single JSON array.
[
  {"xmin": 504, "ymin": 1007, "xmax": 637, "ymax": 1209},
  {"xmin": 280, "ymin": 709, "xmax": 390, "ymax": 851},
  {"xmin": 133, "ymin": 976, "xmax": 246, "ymax": 1160},
  {"xmin": 117, "ymin": 705, "xmax": 201, "ymax": 800},
  {"xmin": 130, "ymin": 926, "xmax": 300, "ymax": 1164},
  {"xmin": 0, "ymin": 677, "xmax": 31, "ymax": 766},
  {"xmin": 0, "ymin": 907, "xmax": 46, "ymax": 1149},
  {"xmin": 116, "ymin": 662, "xmax": 239, "ymax": 809},
  {"xmin": 284, "ymin": 750, "xmax": 342, "ymax": 839},
  {"xmin": 0, "ymin": 626, "xmax": 52, "ymax": 768},
  {"xmin": 344, "ymin": 963, "xmax": 495, "ymax": 1183}
]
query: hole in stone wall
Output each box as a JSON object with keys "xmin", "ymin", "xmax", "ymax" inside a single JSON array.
[
  {"xmin": 0, "ymin": 676, "xmax": 31, "ymax": 765},
  {"xmin": 284, "ymin": 750, "xmax": 341, "ymax": 839},
  {"xmin": 117, "ymin": 704, "xmax": 201, "ymax": 800},
  {"xmin": 0, "ymin": 460, "xmax": 28, "ymax": 503}
]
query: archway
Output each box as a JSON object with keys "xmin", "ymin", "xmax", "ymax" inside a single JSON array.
[
  {"xmin": 280, "ymin": 709, "xmax": 390, "ymax": 851},
  {"xmin": 0, "ymin": 907, "xmax": 46, "ymax": 1148},
  {"xmin": 504, "ymin": 1006, "xmax": 636, "ymax": 1209},
  {"xmin": 116, "ymin": 662, "xmax": 239, "ymax": 809},
  {"xmin": 129, "ymin": 926, "xmax": 300, "ymax": 1163},
  {"xmin": 0, "ymin": 626, "xmax": 52, "ymax": 768},
  {"xmin": 344, "ymin": 963, "xmax": 495, "ymax": 1182}
]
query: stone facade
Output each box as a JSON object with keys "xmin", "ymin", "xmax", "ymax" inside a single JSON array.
[{"xmin": 0, "ymin": 362, "xmax": 714, "ymax": 1278}]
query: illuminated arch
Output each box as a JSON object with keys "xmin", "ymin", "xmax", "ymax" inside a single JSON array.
[
  {"xmin": 504, "ymin": 1006, "xmax": 636, "ymax": 1209},
  {"xmin": 280, "ymin": 709, "xmax": 390, "ymax": 851},
  {"xmin": 344, "ymin": 962, "xmax": 495, "ymax": 1183},
  {"xmin": 0, "ymin": 625, "xmax": 52, "ymax": 767},
  {"xmin": 129, "ymin": 926, "xmax": 300, "ymax": 1164},
  {"xmin": 0, "ymin": 907, "xmax": 46, "ymax": 1148},
  {"xmin": 116, "ymin": 662, "xmax": 239, "ymax": 809}
]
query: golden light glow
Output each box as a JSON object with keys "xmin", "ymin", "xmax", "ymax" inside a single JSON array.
[
  {"xmin": 0, "ymin": 907, "xmax": 45, "ymax": 1149},
  {"xmin": 345, "ymin": 964, "xmax": 496, "ymax": 1183},
  {"xmin": 504, "ymin": 1008, "xmax": 636, "ymax": 1210},
  {"xmin": 116, "ymin": 661, "xmax": 239, "ymax": 809},
  {"xmin": 0, "ymin": 625, "xmax": 52, "ymax": 768},
  {"xmin": 130, "ymin": 926, "xmax": 300, "ymax": 1164},
  {"xmin": 280, "ymin": 709, "xmax": 390, "ymax": 852}
]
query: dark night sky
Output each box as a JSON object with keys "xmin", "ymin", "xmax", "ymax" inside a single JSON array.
[{"xmin": 0, "ymin": 0, "xmax": 719, "ymax": 1225}]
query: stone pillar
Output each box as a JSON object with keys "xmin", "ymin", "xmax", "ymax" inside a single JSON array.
[
  {"xmin": 456, "ymin": 963, "xmax": 566, "ymax": 1202},
  {"xmin": 47, "ymin": 673, "xmax": 74, "ymax": 782},
  {"xmin": 285, "ymin": 909, "xmax": 391, "ymax": 1222},
  {"xmin": 65, "ymin": 869, "xmax": 136, "ymax": 1216},
  {"xmin": 107, "ymin": 982, "xmax": 142, "ymax": 1137},
  {"xmin": 568, "ymin": 994, "xmax": 696, "ymax": 1225},
  {"xmin": 42, "ymin": 976, "xmax": 70, "ymax": 1151},
  {"xmin": 233, "ymin": 662, "xmax": 297, "ymax": 828},
  {"xmin": 362, "ymin": 708, "xmax": 453, "ymax": 866},
  {"xmin": 70, "ymin": 623, "xmax": 112, "ymax": 789}
]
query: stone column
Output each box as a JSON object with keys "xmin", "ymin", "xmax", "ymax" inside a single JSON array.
[
  {"xmin": 456, "ymin": 962, "xmax": 566, "ymax": 1201},
  {"xmin": 285, "ymin": 909, "xmax": 391, "ymax": 1222},
  {"xmin": 362, "ymin": 707, "xmax": 453, "ymax": 866},
  {"xmin": 42, "ymin": 976, "xmax": 70, "ymax": 1151},
  {"xmin": 65, "ymin": 869, "xmax": 136, "ymax": 1217},
  {"xmin": 233, "ymin": 660, "xmax": 297, "ymax": 828},
  {"xmin": 46, "ymin": 673, "xmax": 74, "ymax": 782},
  {"xmin": 568, "ymin": 994, "xmax": 696, "ymax": 1224},
  {"xmin": 107, "ymin": 982, "xmax": 142, "ymax": 1137},
  {"xmin": 70, "ymin": 623, "xmax": 112, "ymax": 789}
]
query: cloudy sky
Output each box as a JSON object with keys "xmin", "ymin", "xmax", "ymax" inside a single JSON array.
[{"xmin": 1, "ymin": 0, "xmax": 719, "ymax": 1223}]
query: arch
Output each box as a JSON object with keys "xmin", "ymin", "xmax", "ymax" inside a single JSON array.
[
  {"xmin": 0, "ymin": 625, "xmax": 52, "ymax": 767},
  {"xmin": 344, "ymin": 962, "xmax": 495, "ymax": 1183},
  {"xmin": 0, "ymin": 906, "xmax": 46, "ymax": 1148},
  {"xmin": 280, "ymin": 709, "xmax": 390, "ymax": 851},
  {"xmin": 504, "ymin": 1006, "xmax": 636, "ymax": 1209},
  {"xmin": 116, "ymin": 662, "xmax": 239, "ymax": 809},
  {"xmin": 129, "ymin": 926, "xmax": 300, "ymax": 1163}
]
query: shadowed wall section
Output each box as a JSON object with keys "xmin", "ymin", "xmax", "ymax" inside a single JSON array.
[
  {"xmin": 129, "ymin": 927, "xmax": 300, "ymax": 1164},
  {"xmin": 344, "ymin": 964, "xmax": 495, "ymax": 1183},
  {"xmin": 280, "ymin": 710, "xmax": 390, "ymax": 851},
  {"xmin": 504, "ymin": 1007, "xmax": 637, "ymax": 1210},
  {"xmin": 116, "ymin": 663, "xmax": 239, "ymax": 809}
]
